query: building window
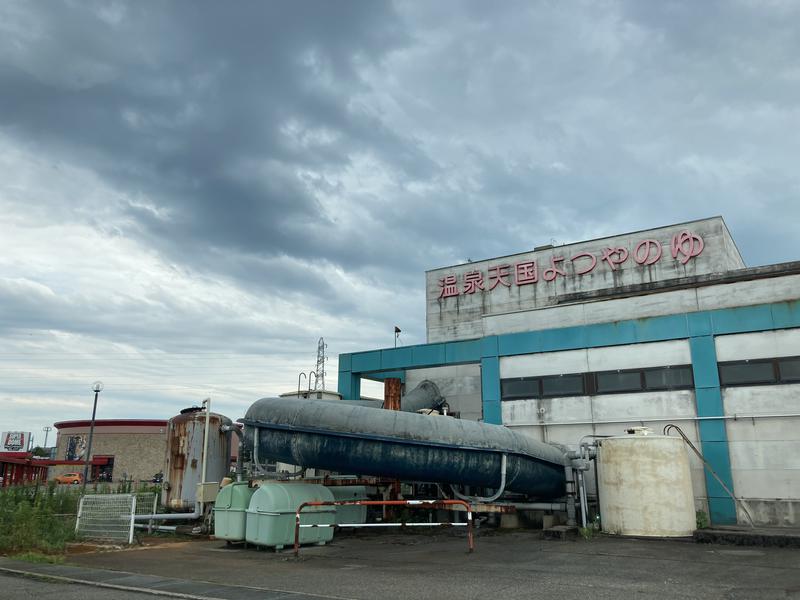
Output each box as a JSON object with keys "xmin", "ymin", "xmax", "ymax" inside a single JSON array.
[
  {"xmin": 541, "ymin": 374, "xmax": 585, "ymax": 397},
  {"xmin": 501, "ymin": 377, "xmax": 539, "ymax": 400},
  {"xmin": 595, "ymin": 370, "xmax": 644, "ymax": 394},
  {"xmin": 778, "ymin": 357, "xmax": 800, "ymax": 382},
  {"xmin": 718, "ymin": 360, "xmax": 777, "ymax": 386},
  {"xmin": 717, "ymin": 356, "xmax": 800, "ymax": 386},
  {"xmin": 501, "ymin": 364, "xmax": 694, "ymax": 400},
  {"xmin": 643, "ymin": 366, "xmax": 694, "ymax": 391}
]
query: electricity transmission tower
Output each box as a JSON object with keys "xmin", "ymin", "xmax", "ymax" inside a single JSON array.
[{"xmin": 314, "ymin": 337, "xmax": 327, "ymax": 390}]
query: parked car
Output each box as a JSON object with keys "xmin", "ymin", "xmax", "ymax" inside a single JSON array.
[{"xmin": 54, "ymin": 472, "xmax": 84, "ymax": 485}]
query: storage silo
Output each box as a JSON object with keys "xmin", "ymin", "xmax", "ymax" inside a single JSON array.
[
  {"xmin": 597, "ymin": 429, "xmax": 696, "ymax": 537},
  {"xmin": 162, "ymin": 407, "xmax": 232, "ymax": 511}
]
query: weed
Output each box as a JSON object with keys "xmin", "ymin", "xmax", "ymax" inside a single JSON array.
[
  {"xmin": 695, "ymin": 510, "xmax": 710, "ymax": 530},
  {"xmin": 12, "ymin": 551, "xmax": 65, "ymax": 564}
]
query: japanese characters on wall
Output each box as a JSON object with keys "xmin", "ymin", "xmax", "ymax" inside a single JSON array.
[
  {"xmin": 425, "ymin": 217, "xmax": 746, "ymax": 343},
  {"xmin": 437, "ymin": 230, "xmax": 705, "ymax": 299}
]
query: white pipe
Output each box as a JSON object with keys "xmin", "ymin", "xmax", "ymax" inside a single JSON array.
[
  {"xmin": 201, "ymin": 398, "xmax": 211, "ymax": 485},
  {"xmin": 508, "ymin": 413, "xmax": 800, "ymax": 427},
  {"xmin": 133, "ymin": 507, "xmax": 201, "ymax": 522},
  {"xmin": 134, "ymin": 524, "xmax": 177, "ymax": 532},
  {"xmin": 299, "ymin": 523, "xmax": 468, "ymax": 528}
]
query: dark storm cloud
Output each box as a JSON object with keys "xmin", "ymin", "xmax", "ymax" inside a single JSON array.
[{"xmin": 0, "ymin": 0, "xmax": 438, "ymax": 284}]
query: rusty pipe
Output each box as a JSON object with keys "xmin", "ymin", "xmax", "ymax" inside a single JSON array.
[{"xmin": 293, "ymin": 499, "xmax": 474, "ymax": 557}]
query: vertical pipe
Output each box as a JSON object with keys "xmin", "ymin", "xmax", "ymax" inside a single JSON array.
[
  {"xmin": 384, "ymin": 378, "xmax": 402, "ymax": 411},
  {"xmin": 201, "ymin": 398, "xmax": 211, "ymax": 485},
  {"xmin": 200, "ymin": 398, "xmax": 211, "ymax": 517}
]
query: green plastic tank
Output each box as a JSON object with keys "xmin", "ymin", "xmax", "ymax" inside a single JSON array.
[
  {"xmin": 245, "ymin": 483, "xmax": 335, "ymax": 550},
  {"xmin": 213, "ymin": 482, "xmax": 255, "ymax": 542},
  {"xmin": 326, "ymin": 486, "xmax": 368, "ymax": 525}
]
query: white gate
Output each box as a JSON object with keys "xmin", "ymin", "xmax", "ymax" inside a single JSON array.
[{"xmin": 75, "ymin": 493, "xmax": 137, "ymax": 544}]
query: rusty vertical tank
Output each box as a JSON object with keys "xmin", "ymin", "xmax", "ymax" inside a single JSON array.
[{"xmin": 162, "ymin": 407, "xmax": 232, "ymax": 511}]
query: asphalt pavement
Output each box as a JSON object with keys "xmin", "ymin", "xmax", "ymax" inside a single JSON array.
[{"xmin": 2, "ymin": 529, "xmax": 800, "ymax": 600}]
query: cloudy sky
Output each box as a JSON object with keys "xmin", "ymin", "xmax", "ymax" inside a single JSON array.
[{"xmin": 1, "ymin": 0, "xmax": 799, "ymax": 444}]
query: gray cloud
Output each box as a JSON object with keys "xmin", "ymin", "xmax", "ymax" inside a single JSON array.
[{"xmin": 1, "ymin": 0, "xmax": 799, "ymax": 434}]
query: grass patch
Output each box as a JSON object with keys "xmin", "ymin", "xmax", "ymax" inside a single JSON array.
[
  {"xmin": 11, "ymin": 551, "xmax": 65, "ymax": 564},
  {"xmin": 0, "ymin": 483, "xmax": 80, "ymax": 555}
]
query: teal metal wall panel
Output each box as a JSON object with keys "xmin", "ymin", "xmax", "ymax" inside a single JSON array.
[
  {"xmin": 690, "ymin": 338, "xmax": 721, "ymax": 389},
  {"xmin": 698, "ymin": 419, "xmax": 728, "ymax": 443},
  {"xmin": 498, "ymin": 331, "xmax": 541, "ymax": 356},
  {"xmin": 540, "ymin": 326, "xmax": 588, "ymax": 351},
  {"xmin": 481, "ymin": 336, "xmax": 499, "ymax": 358},
  {"xmin": 689, "ymin": 335, "xmax": 736, "ymax": 524},
  {"xmin": 338, "ymin": 353, "xmax": 352, "ymax": 372},
  {"xmin": 687, "ymin": 313, "xmax": 713, "ymax": 337},
  {"xmin": 411, "ymin": 344, "xmax": 447, "ymax": 367},
  {"xmin": 710, "ymin": 304, "xmax": 774, "ymax": 335},
  {"xmin": 445, "ymin": 339, "xmax": 482, "ymax": 364},
  {"xmin": 381, "ymin": 347, "xmax": 414, "ymax": 370},
  {"xmin": 634, "ymin": 314, "xmax": 689, "ymax": 342},
  {"xmin": 337, "ymin": 371, "xmax": 360, "ymax": 401},
  {"xmin": 480, "ymin": 356, "xmax": 501, "ymax": 425},
  {"xmin": 709, "ymin": 497, "xmax": 737, "ymax": 526},
  {"xmin": 700, "ymin": 442, "xmax": 736, "ymax": 498},
  {"xmin": 351, "ymin": 351, "xmax": 382, "ymax": 373},
  {"xmin": 771, "ymin": 300, "xmax": 800, "ymax": 329},
  {"xmin": 693, "ymin": 387, "xmax": 725, "ymax": 418},
  {"xmin": 584, "ymin": 322, "xmax": 635, "ymax": 348}
]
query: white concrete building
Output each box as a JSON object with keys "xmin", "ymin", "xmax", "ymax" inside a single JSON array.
[{"xmin": 338, "ymin": 217, "xmax": 800, "ymax": 526}]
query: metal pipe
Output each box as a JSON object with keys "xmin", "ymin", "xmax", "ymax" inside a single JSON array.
[
  {"xmin": 297, "ymin": 372, "xmax": 306, "ymax": 397},
  {"xmin": 201, "ymin": 398, "xmax": 211, "ymax": 486},
  {"xmin": 507, "ymin": 502, "xmax": 566, "ymax": 511},
  {"xmin": 294, "ymin": 499, "xmax": 474, "ymax": 557},
  {"xmin": 507, "ymin": 413, "xmax": 800, "ymax": 427},
  {"xmin": 133, "ymin": 507, "xmax": 201, "ymax": 521},
  {"xmin": 299, "ymin": 523, "xmax": 468, "ymax": 528},
  {"xmin": 450, "ymin": 453, "xmax": 508, "ymax": 503},
  {"xmin": 222, "ymin": 424, "xmax": 244, "ymax": 482},
  {"xmin": 134, "ymin": 524, "xmax": 177, "ymax": 532}
]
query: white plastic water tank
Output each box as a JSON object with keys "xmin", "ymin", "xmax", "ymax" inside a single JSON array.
[{"xmin": 597, "ymin": 429, "xmax": 695, "ymax": 537}]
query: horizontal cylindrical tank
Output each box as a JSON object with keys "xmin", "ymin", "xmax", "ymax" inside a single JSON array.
[
  {"xmin": 243, "ymin": 397, "xmax": 567, "ymax": 499},
  {"xmin": 597, "ymin": 432, "xmax": 696, "ymax": 537},
  {"xmin": 246, "ymin": 483, "xmax": 335, "ymax": 549},
  {"xmin": 163, "ymin": 407, "xmax": 232, "ymax": 511}
]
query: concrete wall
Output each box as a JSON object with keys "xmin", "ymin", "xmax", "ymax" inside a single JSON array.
[
  {"xmin": 404, "ymin": 364, "xmax": 482, "ymax": 422},
  {"xmin": 498, "ymin": 340, "xmax": 708, "ymax": 512},
  {"xmin": 427, "ymin": 217, "xmax": 743, "ymax": 343},
  {"xmin": 500, "ymin": 339, "xmax": 691, "ymax": 377},
  {"xmin": 713, "ymin": 329, "xmax": 800, "ymax": 526},
  {"xmin": 485, "ymin": 273, "xmax": 800, "ymax": 337},
  {"xmin": 53, "ymin": 432, "xmax": 167, "ymax": 483}
]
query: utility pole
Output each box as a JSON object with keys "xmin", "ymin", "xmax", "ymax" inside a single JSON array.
[{"xmin": 82, "ymin": 381, "xmax": 103, "ymax": 494}]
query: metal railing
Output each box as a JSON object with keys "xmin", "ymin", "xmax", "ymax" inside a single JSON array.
[{"xmin": 294, "ymin": 499, "xmax": 474, "ymax": 557}]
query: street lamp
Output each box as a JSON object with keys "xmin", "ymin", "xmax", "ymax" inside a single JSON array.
[
  {"xmin": 42, "ymin": 426, "xmax": 52, "ymax": 450},
  {"xmin": 81, "ymin": 381, "xmax": 103, "ymax": 494}
]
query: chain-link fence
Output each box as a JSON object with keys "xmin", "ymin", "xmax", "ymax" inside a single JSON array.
[{"xmin": 75, "ymin": 493, "xmax": 136, "ymax": 544}]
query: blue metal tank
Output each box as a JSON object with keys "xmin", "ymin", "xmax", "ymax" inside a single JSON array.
[{"xmin": 242, "ymin": 397, "xmax": 566, "ymax": 499}]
